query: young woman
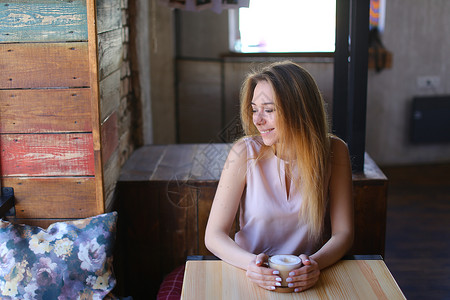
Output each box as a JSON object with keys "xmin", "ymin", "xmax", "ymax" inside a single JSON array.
[{"xmin": 205, "ymin": 61, "xmax": 354, "ymax": 293}]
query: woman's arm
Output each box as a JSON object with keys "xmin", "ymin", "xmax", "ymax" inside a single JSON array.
[
  {"xmin": 287, "ymin": 137, "xmax": 354, "ymax": 292},
  {"xmin": 204, "ymin": 139, "xmax": 255, "ymax": 269},
  {"xmin": 310, "ymin": 137, "xmax": 354, "ymax": 268}
]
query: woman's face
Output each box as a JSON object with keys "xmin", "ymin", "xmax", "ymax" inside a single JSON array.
[{"xmin": 251, "ymin": 81, "xmax": 278, "ymax": 146}]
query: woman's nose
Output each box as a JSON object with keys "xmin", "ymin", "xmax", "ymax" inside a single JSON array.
[{"xmin": 254, "ymin": 112, "xmax": 266, "ymax": 125}]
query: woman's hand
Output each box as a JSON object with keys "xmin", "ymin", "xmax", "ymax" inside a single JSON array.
[
  {"xmin": 285, "ymin": 254, "xmax": 320, "ymax": 292},
  {"xmin": 245, "ymin": 253, "xmax": 283, "ymax": 291}
]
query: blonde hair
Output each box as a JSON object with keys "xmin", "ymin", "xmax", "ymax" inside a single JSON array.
[{"xmin": 240, "ymin": 61, "xmax": 331, "ymax": 240}]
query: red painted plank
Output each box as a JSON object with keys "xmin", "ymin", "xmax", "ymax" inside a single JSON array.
[{"xmin": 0, "ymin": 133, "xmax": 95, "ymax": 176}]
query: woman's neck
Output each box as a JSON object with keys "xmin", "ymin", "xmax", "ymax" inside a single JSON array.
[{"xmin": 273, "ymin": 144, "xmax": 294, "ymax": 162}]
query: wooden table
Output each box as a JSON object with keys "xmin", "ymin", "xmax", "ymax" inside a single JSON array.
[{"xmin": 181, "ymin": 259, "xmax": 406, "ymax": 299}]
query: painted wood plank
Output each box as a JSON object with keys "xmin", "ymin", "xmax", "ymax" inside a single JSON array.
[
  {"xmin": 96, "ymin": 0, "xmax": 122, "ymax": 34},
  {"xmin": 0, "ymin": 42, "xmax": 89, "ymax": 89},
  {"xmin": 0, "ymin": 133, "xmax": 95, "ymax": 176},
  {"xmin": 97, "ymin": 28, "xmax": 122, "ymax": 80},
  {"xmin": 0, "ymin": 0, "xmax": 88, "ymax": 43},
  {"xmin": 1, "ymin": 177, "xmax": 98, "ymax": 219},
  {"xmin": 0, "ymin": 88, "xmax": 92, "ymax": 133}
]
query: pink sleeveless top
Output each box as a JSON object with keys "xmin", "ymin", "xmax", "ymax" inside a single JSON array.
[{"xmin": 234, "ymin": 136, "xmax": 326, "ymax": 256}]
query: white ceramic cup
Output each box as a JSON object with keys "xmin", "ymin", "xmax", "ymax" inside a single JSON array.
[{"xmin": 268, "ymin": 254, "xmax": 302, "ymax": 288}]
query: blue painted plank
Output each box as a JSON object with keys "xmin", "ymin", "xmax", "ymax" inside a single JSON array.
[{"xmin": 0, "ymin": 0, "xmax": 88, "ymax": 42}]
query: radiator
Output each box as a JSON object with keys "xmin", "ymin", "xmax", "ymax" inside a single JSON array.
[{"xmin": 410, "ymin": 95, "xmax": 450, "ymax": 144}]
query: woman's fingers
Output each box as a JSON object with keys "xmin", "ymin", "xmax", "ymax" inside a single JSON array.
[
  {"xmin": 246, "ymin": 253, "xmax": 282, "ymax": 290},
  {"xmin": 246, "ymin": 268, "xmax": 282, "ymax": 290},
  {"xmin": 299, "ymin": 254, "xmax": 311, "ymax": 265},
  {"xmin": 286, "ymin": 255, "xmax": 320, "ymax": 292},
  {"xmin": 254, "ymin": 253, "xmax": 269, "ymax": 267}
]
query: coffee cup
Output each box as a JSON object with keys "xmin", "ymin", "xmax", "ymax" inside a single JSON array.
[{"xmin": 268, "ymin": 254, "xmax": 302, "ymax": 292}]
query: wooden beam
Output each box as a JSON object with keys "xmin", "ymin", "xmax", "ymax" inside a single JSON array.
[{"xmin": 86, "ymin": 0, "xmax": 105, "ymax": 213}]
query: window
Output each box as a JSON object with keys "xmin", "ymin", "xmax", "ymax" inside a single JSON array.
[{"xmin": 229, "ymin": 0, "xmax": 336, "ymax": 53}]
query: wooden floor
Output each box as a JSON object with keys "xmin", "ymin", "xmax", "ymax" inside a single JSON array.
[{"xmin": 382, "ymin": 163, "xmax": 450, "ymax": 300}]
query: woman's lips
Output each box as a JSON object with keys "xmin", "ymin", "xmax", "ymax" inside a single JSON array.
[{"xmin": 260, "ymin": 128, "xmax": 274, "ymax": 134}]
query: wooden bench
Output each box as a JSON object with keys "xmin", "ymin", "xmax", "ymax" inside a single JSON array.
[{"xmin": 116, "ymin": 144, "xmax": 388, "ymax": 299}]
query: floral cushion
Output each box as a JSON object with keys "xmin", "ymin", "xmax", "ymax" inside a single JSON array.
[{"xmin": 0, "ymin": 212, "xmax": 117, "ymax": 299}]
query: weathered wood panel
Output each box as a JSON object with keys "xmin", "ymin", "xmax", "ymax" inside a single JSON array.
[
  {"xmin": 103, "ymin": 148, "xmax": 119, "ymax": 212},
  {"xmin": 0, "ymin": 0, "xmax": 88, "ymax": 43},
  {"xmin": 100, "ymin": 69, "xmax": 121, "ymax": 122},
  {"xmin": 0, "ymin": 133, "xmax": 94, "ymax": 176},
  {"xmin": 97, "ymin": 28, "xmax": 122, "ymax": 80},
  {"xmin": 352, "ymin": 182, "xmax": 388, "ymax": 257},
  {"xmin": 96, "ymin": 0, "xmax": 121, "ymax": 34},
  {"xmin": 101, "ymin": 111, "xmax": 119, "ymax": 165},
  {"xmin": 150, "ymin": 144, "xmax": 199, "ymax": 181},
  {"xmin": 1, "ymin": 177, "xmax": 97, "ymax": 218},
  {"xmin": 0, "ymin": 88, "xmax": 92, "ymax": 133},
  {"xmin": 0, "ymin": 42, "xmax": 89, "ymax": 89},
  {"xmin": 159, "ymin": 183, "xmax": 198, "ymax": 272},
  {"xmin": 118, "ymin": 145, "xmax": 167, "ymax": 181},
  {"xmin": 177, "ymin": 59, "xmax": 222, "ymax": 143}
]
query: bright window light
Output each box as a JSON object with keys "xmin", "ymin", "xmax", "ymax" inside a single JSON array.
[{"xmin": 237, "ymin": 0, "xmax": 336, "ymax": 53}]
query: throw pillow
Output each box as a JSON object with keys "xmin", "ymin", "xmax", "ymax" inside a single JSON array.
[{"xmin": 0, "ymin": 212, "xmax": 117, "ymax": 299}]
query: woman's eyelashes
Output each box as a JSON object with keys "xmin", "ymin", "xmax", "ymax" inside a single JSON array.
[{"xmin": 251, "ymin": 107, "xmax": 275, "ymax": 113}]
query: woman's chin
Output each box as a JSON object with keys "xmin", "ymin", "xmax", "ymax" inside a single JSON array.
[{"xmin": 261, "ymin": 136, "xmax": 277, "ymax": 146}]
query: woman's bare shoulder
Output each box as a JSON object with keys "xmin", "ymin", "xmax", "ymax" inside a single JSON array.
[
  {"xmin": 223, "ymin": 137, "xmax": 249, "ymax": 170},
  {"xmin": 329, "ymin": 135, "xmax": 350, "ymax": 163},
  {"xmin": 230, "ymin": 137, "xmax": 248, "ymax": 156}
]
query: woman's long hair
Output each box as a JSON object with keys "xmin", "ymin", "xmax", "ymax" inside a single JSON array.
[{"xmin": 240, "ymin": 61, "xmax": 331, "ymax": 240}]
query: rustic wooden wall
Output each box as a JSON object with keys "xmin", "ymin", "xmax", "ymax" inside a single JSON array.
[
  {"xmin": 97, "ymin": 0, "xmax": 138, "ymax": 212},
  {"xmin": 0, "ymin": 0, "xmax": 101, "ymax": 223},
  {"xmin": 0, "ymin": 0, "xmax": 138, "ymax": 225}
]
